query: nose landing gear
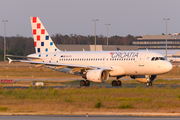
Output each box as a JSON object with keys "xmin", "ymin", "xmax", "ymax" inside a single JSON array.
[
  {"xmin": 146, "ymin": 75, "xmax": 154, "ymax": 86},
  {"xmin": 146, "ymin": 82, "xmax": 152, "ymax": 86}
]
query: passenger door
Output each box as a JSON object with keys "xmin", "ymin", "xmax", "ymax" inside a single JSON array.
[{"xmin": 139, "ymin": 53, "xmax": 146, "ymax": 67}]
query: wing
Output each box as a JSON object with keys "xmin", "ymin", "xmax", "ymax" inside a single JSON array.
[{"xmin": 8, "ymin": 58, "xmax": 113, "ymax": 71}]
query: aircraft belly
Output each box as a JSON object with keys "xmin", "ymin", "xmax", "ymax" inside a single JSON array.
[{"xmin": 109, "ymin": 65, "xmax": 125, "ymax": 76}]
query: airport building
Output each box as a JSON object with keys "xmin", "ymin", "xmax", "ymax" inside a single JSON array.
[
  {"xmin": 133, "ymin": 34, "xmax": 180, "ymax": 59},
  {"xmin": 133, "ymin": 34, "xmax": 180, "ymax": 50}
]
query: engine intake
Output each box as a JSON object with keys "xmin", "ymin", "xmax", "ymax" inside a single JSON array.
[{"xmin": 85, "ymin": 69, "xmax": 109, "ymax": 83}]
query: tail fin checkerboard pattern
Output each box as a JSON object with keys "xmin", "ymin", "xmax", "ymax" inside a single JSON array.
[{"xmin": 30, "ymin": 17, "xmax": 60, "ymax": 53}]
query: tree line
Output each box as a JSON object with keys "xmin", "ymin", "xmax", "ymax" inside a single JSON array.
[{"xmin": 0, "ymin": 34, "xmax": 139, "ymax": 61}]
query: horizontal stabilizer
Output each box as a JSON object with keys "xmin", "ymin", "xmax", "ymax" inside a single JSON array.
[
  {"xmin": 7, "ymin": 57, "xmax": 20, "ymax": 64},
  {"xmin": 6, "ymin": 54, "xmax": 40, "ymax": 59}
]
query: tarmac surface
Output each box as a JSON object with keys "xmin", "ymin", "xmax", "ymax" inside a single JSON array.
[
  {"xmin": 0, "ymin": 78, "xmax": 177, "ymax": 89},
  {"xmin": 13, "ymin": 78, "xmax": 180, "ymax": 81},
  {"xmin": 1, "ymin": 115, "xmax": 180, "ymax": 120},
  {"xmin": 2, "ymin": 84, "xmax": 180, "ymax": 89}
]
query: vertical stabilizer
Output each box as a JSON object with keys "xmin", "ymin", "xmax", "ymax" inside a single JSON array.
[{"xmin": 30, "ymin": 17, "xmax": 60, "ymax": 53}]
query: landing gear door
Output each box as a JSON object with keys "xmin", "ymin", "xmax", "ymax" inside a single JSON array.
[{"xmin": 139, "ymin": 53, "xmax": 146, "ymax": 67}]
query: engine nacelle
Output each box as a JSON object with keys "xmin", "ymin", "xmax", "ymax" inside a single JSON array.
[
  {"xmin": 130, "ymin": 75, "xmax": 157, "ymax": 83},
  {"xmin": 85, "ymin": 69, "xmax": 109, "ymax": 83}
]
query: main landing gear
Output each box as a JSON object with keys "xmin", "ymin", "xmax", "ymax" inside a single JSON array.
[
  {"xmin": 112, "ymin": 78, "xmax": 122, "ymax": 86},
  {"xmin": 146, "ymin": 82, "xmax": 152, "ymax": 86},
  {"xmin": 80, "ymin": 80, "xmax": 90, "ymax": 86}
]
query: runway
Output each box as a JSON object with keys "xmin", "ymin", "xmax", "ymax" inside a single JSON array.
[
  {"xmin": 2, "ymin": 84, "xmax": 180, "ymax": 89},
  {"xmin": 13, "ymin": 78, "xmax": 81, "ymax": 81},
  {"xmin": 0, "ymin": 78, "xmax": 178, "ymax": 89},
  {"xmin": 1, "ymin": 115, "xmax": 180, "ymax": 120},
  {"xmin": 13, "ymin": 78, "xmax": 180, "ymax": 81}
]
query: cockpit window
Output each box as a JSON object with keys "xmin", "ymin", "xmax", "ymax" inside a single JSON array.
[
  {"xmin": 159, "ymin": 57, "xmax": 165, "ymax": 60},
  {"xmin": 155, "ymin": 57, "xmax": 159, "ymax": 60},
  {"xmin": 151, "ymin": 57, "xmax": 155, "ymax": 60},
  {"xmin": 151, "ymin": 57, "xmax": 165, "ymax": 61}
]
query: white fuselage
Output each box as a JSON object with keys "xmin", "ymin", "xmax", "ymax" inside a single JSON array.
[{"xmin": 28, "ymin": 50, "xmax": 173, "ymax": 77}]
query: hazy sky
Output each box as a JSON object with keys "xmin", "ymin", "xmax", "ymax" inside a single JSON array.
[{"xmin": 1, "ymin": 0, "xmax": 180, "ymax": 37}]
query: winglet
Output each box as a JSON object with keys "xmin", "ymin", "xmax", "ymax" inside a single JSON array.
[{"xmin": 8, "ymin": 57, "xmax": 13, "ymax": 64}]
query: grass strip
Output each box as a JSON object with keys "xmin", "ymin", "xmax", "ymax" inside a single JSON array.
[{"xmin": 0, "ymin": 86, "xmax": 180, "ymax": 113}]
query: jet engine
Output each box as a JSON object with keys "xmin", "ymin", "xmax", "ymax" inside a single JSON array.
[
  {"xmin": 84, "ymin": 69, "xmax": 109, "ymax": 83},
  {"xmin": 130, "ymin": 75, "xmax": 157, "ymax": 83}
]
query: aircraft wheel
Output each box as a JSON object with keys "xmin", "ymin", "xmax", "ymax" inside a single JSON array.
[
  {"xmin": 149, "ymin": 82, "xmax": 152, "ymax": 86},
  {"xmin": 112, "ymin": 80, "xmax": 117, "ymax": 86},
  {"xmin": 146, "ymin": 82, "xmax": 152, "ymax": 87},
  {"xmin": 85, "ymin": 80, "xmax": 90, "ymax": 86},
  {"xmin": 80, "ymin": 80, "xmax": 86, "ymax": 86},
  {"xmin": 117, "ymin": 80, "xmax": 122, "ymax": 86},
  {"xmin": 146, "ymin": 82, "xmax": 150, "ymax": 86}
]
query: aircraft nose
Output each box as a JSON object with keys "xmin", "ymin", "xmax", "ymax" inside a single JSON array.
[{"xmin": 165, "ymin": 62, "xmax": 173, "ymax": 72}]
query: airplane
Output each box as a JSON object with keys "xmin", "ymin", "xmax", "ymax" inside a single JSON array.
[{"xmin": 8, "ymin": 17, "xmax": 173, "ymax": 86}]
